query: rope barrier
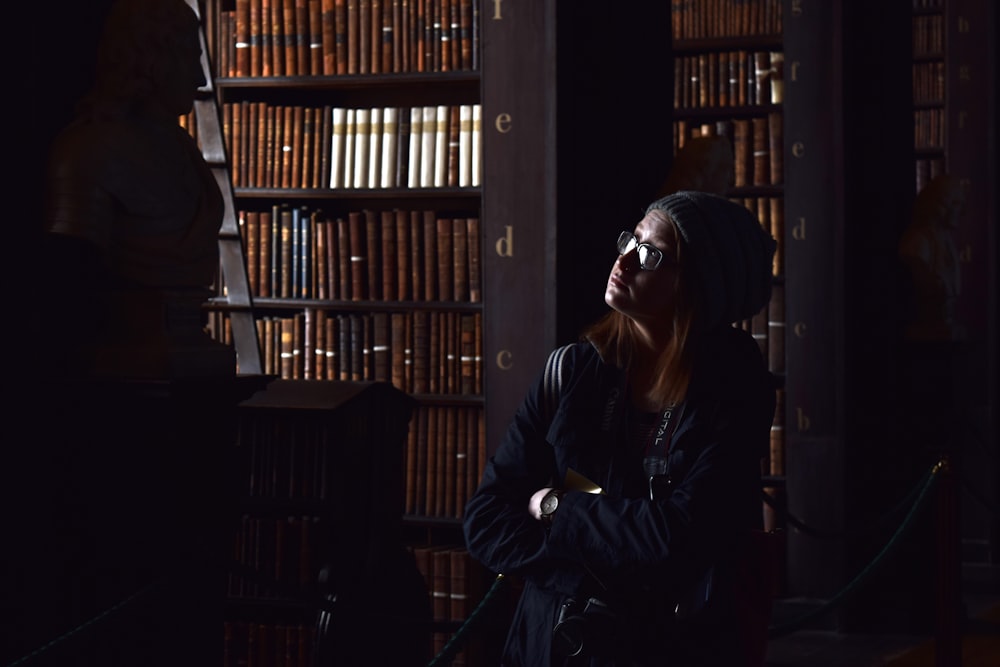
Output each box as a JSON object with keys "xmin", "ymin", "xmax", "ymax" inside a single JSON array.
[
  {"xmin": 762, "ymin": 464, "xmax": 934, "ymax": 540},
  {"xmin": 423, "ymin": 460, "xmax": 950, "ymax": 663},
  {"xmin": 765, "ymin": 459, "xmax": 945, "ymax": 638},
  {"xmin": 9, "ymin": 458, "xmax": 959, "ymax": 667},
  {"xmin": 426, "ymin": 574, "xmax": 508, "ymax": 667},
  {"xmin": 5, "ymin": 581, "xmax": 159, "ymax": 667}
]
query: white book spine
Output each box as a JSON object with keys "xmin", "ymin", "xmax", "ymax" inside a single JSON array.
[
  {"xmin": 471, "ymin": 104, "xmax": 482, "ymax": 187},
  {"xmin": 381, "ymin": 107, "xmax": 399, "ymax": 188},
  {"xmin": 434, "ymin": 105, "xmax": 449, "ymax": 188},
  {"xmin": 353, "ymin": 108, "xmax": 370, "ymax": 188},
  {"xmin": 408, "ymin": 106, "xmax": 423, "ymax": 189},
  {"xmin": 420, "ymin": 106, "xmax": 437, "ymax": 188},
  {"xmin": 330, "ymin": 107, "xmax": 347, "ymax": 189},
  {"xmin": 368, "ymin": 107, "xmax": 383, "ymax": 189},
  {"xmin": 343, "ymin": 108, "xmax": 356, "ymax": 188},
  {"xmin": 458, "ymin": 104, "xmax": 472, "ymax": 188}
]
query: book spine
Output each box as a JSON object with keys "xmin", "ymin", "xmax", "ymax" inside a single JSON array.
[
  {"xmin": 433, "ymin": 104, "xmax": 449, "ymax": 187},
  {"xmin": 365, "ymin": 209, "xmax": 381, "ymax": 300},
  {"xmin": 446, "ymin": 104, "xmax": 460, "ymax": 187},
  {"xmin": 466, "ymin": 217, "xmax": 480, "ymax": 302},
  {"xmin": 348, "ymin": 211, "xmax": 366, "ymax": 300},
  {"xmin": 458, "ymin": 104, "xmax": 472, "ymax": 187},
  {"xmin": 368, "ymin": 107, "xmax": 383, "ymax": 188},
  {"xmin": 353, "ymin": 108, "xmax": 371, "ymax": 188},
  {"xmin": 381, "ymin": 210, "xmax": 398, "ymax": 300},
  {"xmin": 420, "ymin": 105, "xmax": 437, "ymax": 187},
  {"xmin": 452, "ymin": 217, "xmax": 468, "ymax": 301},
  {"xmin": 470, "ymin": 104, "xmax": 481, "ymax": 186},
  {"xmin": 396, "ymin": 209, "xmax": 411, "ymax": 301},
  {"xmin": 381, "ymin": 107, "xmax": 399, "ymax": 188},
  {"xmin": 310, "ymin": 0, "xmax": 323, "ymax": 75},
  {"xmin": 407, "ymin": 106, "xmax": 423, "ymax": 188},
  {"xmin": 322, "ymin": 0, "xmax": 336, "ymax": 74}
]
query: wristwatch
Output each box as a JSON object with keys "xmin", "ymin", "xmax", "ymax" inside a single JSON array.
[{"xmin": 539, "ymin": 489, "xmax": 563, "ymax": 526}]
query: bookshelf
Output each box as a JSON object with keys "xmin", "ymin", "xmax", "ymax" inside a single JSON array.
[
  {"xmin": 198, "ymin": 0, "xmax": 492, "ymax": 664},
  {"xmin": 911, "ymin": 0, "xmax": 946, "ymax": 194},
  {"xmin": 226, "ymin": 379, "xmax": 427, "ymax": 666},
  {"xmin": 669, "ymin": 0, "xmax": 787, "ymax": 589},
  {"xmin": 671, "ymin": 0, "xmax": 998, "ymax": 632}
]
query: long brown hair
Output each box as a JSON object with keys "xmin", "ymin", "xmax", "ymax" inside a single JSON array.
[{"xmin": 583, "ymin": 217, "xmax": 699, "ymax": 409}]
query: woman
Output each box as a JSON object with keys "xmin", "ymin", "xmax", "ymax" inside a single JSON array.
[{"xmin": 463, "ymin": 191, "xmax": 778, "ymax": 666}]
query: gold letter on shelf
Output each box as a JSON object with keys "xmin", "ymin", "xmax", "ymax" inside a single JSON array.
[
  {"xmin": 790, "ymin": 60, "xmax": 800, "ymax": 82},
  {"xmin": 793, "ymin": 322, "xmax": 807, "ymax": 338},
  {"xmin": 791, "ymin": 0, "xmax": 803, "ymax": 17},
  {"xmin": 491, "ymin": 0, "xmax": 502, "ymax": 20},
  {"xmin": 496, "ymin": 350, "xmax": 513, "ymax": 370},
  {"xmin": 495, "ymin": 113, "xmax": 512, "ymax": 133},
  {"xmin": 958, "ymin": 16, "xmax": 969, "ymax": 33},
  {"xmin": 792, "ymin": 217, "xmax": 806, "ymax": 241},
  {"xmin": 791, "ymin": 141, "xmax": 805, "ymax": 158},
  {"xmin": 796, "ymin": 407, "xmax": 811, "ymax": 432},
  {"xmin": 495, "ymin": 225, "xmax": 513, "ymax": 257}
]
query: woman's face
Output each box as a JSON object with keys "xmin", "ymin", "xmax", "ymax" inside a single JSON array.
[{"xmin": 604, "ymin": 209, "xmax": 681, "ymax": 329}]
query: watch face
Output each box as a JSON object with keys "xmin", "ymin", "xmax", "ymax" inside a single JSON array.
[{"xmin": 541, "ymin": 492, "xmax": 559, "ymax": 515}]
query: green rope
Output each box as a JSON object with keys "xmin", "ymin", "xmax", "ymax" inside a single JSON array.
[
  {"xmin": 6, "ymin": 581, "xmax": 159, "ymax": 667},
  {"xmin": 423, "ymin": 461, "xmax": 950, "ymax": 660},
  {"xmin": 427, "ymin": 573, "xmax": 508, "ymax": 667},
  {"xmin": 767, "ymin": 460, "xmax": 945, "ymax": 638}
]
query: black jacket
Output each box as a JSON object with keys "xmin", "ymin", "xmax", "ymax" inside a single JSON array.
[{"xmin": 463, "ymin": 326, "xmax": 775, "ymax": 666}]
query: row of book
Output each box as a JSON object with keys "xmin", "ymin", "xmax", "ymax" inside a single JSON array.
[
  {"xmin": 734, "ymin": 280, "xmax": 784, "ymax": 377},
  {"xmin": 230, "ymin": 514, "xmax": 323, "ymax": 598},
  {"xmin": 912, "ymin": 12, "xmax": 944, "ymax": 56},
  {"xmin": 247, "ymin": 309, "xmax": 483, "ymax": 395},
  {"xmin": 238, "ymin": 206, "xmax": 482, "ymax": 302},
  {"xmin": 737, "ymin": 196, "xmax": 784, "ymax": 278},
  {"xmin": 405, "ymin": 405, "xmax": 486, "ymax": 518},
  {"xmin": 216, "ymin": 0, "xmax": 480, "ymax": 78},
  {"xmin": 410, "ymin": 544, "xmax": 479, "ymax": 666},
  {"xmin": 673, "ymin": 50, "xmax": 784, "ymax": 110},
  {"xmin": 912, "ymin": 61, "xmax": 945, "ymax": 105},
  {"xmin": 671, "ymin": 0, "xmax": 783, "ymax": 41},
  {"xmin": 674, "ymin": 114, "xmax": 784, "ymax": 188},
  {"xmin": 914, "ymin": 108, "xmax": 945, "ymax": 150},
  {"xmin": 236, "ymin": 398, "xmax": 487, "ymax": 516},
  {"xmin": 223, "ymin": 621, "xmax": 315, "ymax": 667},
  {"xmin": 225, "ymin": 102, "xmax": 483, "ymax": 190},
  {"xmin": 915, "ymin": 156, "xmax": 945, "ymax": 195}
]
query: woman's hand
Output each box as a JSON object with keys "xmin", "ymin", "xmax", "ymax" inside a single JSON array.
[{"xmin": 528, "ymin": 487, "xmax": 553, "ymax": 520}]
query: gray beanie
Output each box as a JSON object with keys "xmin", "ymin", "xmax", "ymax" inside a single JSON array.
[{"xmin": 647, "ymin": 190, "xmax": 777, "ymax": 331}]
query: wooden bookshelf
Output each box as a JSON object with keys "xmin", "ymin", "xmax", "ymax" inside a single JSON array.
[
  {"xmin": 911, "ymin": 0, "xmax": 946, "ymax": 194},
  {"xmin": 669, "ymin": 0, "xmax": 788, "ymax": 590},
  {"xmin": 198, "ymin": 0, "xmax": 491, "ymax": 664},
  {"xmin": 226, "ymin": 379, "xmax": 425, "ymax": 666}
]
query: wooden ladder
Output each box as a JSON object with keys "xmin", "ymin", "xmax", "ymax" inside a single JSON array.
[{"xmin": 186, "ymin": 0, "xmax": 262, "ymax": 374}]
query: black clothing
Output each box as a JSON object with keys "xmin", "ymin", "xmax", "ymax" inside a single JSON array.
[{"xmin": 463, "ymin": 327, "xmax": 775, "ymax": 666}]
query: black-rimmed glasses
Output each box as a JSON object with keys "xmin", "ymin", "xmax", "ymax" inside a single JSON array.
[{"xmin": 616, "ymin": 231, "xmax": 664, "ymax": 271}]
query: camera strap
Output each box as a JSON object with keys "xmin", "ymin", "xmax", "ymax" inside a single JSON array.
[{"xmin": 642, "ymin": 402, "xmax": 684, "ymax": 500}]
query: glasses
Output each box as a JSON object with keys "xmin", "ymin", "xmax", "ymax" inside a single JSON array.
[{"xmin": 616, "ymin": 231, "xmax": 665, "ymax": 270}]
